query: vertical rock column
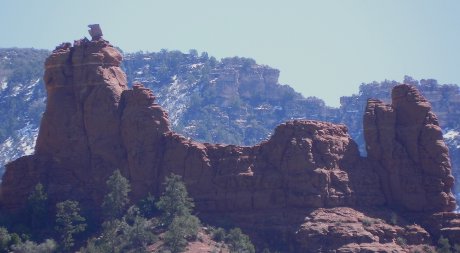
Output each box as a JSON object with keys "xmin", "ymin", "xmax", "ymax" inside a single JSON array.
[
  {"xmin": 34, "ymin": 38, "xmax": 128, "ymax": 205},
  {"xmin": 364, "ymin": 84, "xmax": 456, "ymax": 212}
]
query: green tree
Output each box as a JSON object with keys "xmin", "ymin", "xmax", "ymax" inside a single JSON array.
[
  {"xmin": 164, "ymin": 215, "xmax": 200, "ymax": 253},
  {"xmin": 121, "ymin": 206, "xmax": 157, "ymax": 251},
  {"xmin": 11, "ymin": 239, "xmax": 57, "ymax": 253},
  {"xmin": 0, "ymin": 228, "xmax": 21, "ymax": 253},
  {"xmin": 80, "ymin": 206, "xmax": 156, "ymax": 253},
  {"xmin": 137, "ymin": 193, "xmax": 157, "ymax": 218},
  {"xmin": 155, "ymin": 174, "xmax": 194, "ymax": 226},
  {"xmin": 437, "ymin": 236, "xmax": 452, "ymax": 253},
  {"xmin": 84, "ymin": 219, "xmax": 123, "ymax": 253},
  {"xmin": 156, "ymin": 174, "xmax": 201, "ymax": 253},
  {"xmin": 211, "ymin": 227, "xmax": 226, "ymax": 242},
  {"xmin": 0, "ymin": 227, "xmax": 11, "ymax": 253},
  {"xmin": 226, "ymin": 228, "xmax": 255, "ymax": 253},
  {"xmin": 55, "ymin": 200, "xmax": 86, "ymax": 252},
  {"xmin": 453, "ymin": 244, "xmax": 460, "ymax": 253},
  {"xmin": 102, "ymin": 170, "xmax": 131, "ymax": 220},
  {"xmin": 27, "ymin": 183, "xmax": 48, "ymax": 229}
]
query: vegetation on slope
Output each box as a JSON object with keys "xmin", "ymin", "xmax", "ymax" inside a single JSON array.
[{"xmin": 0, "ymin": 171, "xmax": 256, "ymax": 253}]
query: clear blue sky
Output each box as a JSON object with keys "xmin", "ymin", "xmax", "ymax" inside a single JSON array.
[{"xmin": 2, "ymin": 0, "xmax": 460, "ymax": 106}]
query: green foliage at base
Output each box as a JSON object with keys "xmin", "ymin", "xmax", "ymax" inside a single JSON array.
[
  {"xmin": 102, "ymin": 170, "xmax": 131, "ymax": 220},
  {"xmin": 0, "ymin": 227, "xmax": 20, "ymax": 253},
  {"xmin": 27, "ymin": 183, "xmax": 49, "ymax": 230},
  {"xmin": 137, "ymin": 193, "xmax": 157, "ymax": 218},
  {"xmin": 164, "ymin": 215, "xmax": 200, "ymax": 253},
  {"xmin": 226, "ymin": 228, "xmax": 255, "ymax": 253},
  {"xmin": 156, "ymin": 174, "xmax": 195, "ymax": 226},
  {"xmin": 438, "ymin": 236, "xmax": 453, "ymax": 253},
  {"xmin": 211, "ymin": 227, "xmax": 226, "ymax": 242},
  {"xmin": 0, "ymin": 171, "xmax": 255, "ymax": 253},
  {"xmin": 80, "ymin": 207, "xmax": 157, "ymax": 253},
  {"xmin": 11, "ymin": 239, "xmax": 57, "ymax": 253},
  {"xmin": 55, "ymin": 200, "xmax": 86, "ymax": 251}
]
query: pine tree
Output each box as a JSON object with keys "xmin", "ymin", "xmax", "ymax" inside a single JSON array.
[
  {"xmin": 226, "ymin": 228, "xmax": 255, "ymax": 253},
  {"xmin": 438, "ymin": 236, "xmax": 453, "ymax": 253},
  {"xmin": 102, "ymin": 170, "xmax": 131, "ymax": 220},
  {"xmin": 155, "ymin": 174, "xmax": 194, "ymax": 226},
  {"xmin": 164, "ymin": 214, "xmax": 200, "ymax": 253},
  {"xmin": 55, "ymin": 200, "xmax": 86, "ymax": 251},
  {"xmin": 27, "ymin": 183, "xmax": 48, "ymax": 229}
]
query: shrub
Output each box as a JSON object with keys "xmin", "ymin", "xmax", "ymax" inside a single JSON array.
[
  {"xmin": 420, "ymin": 245, "xmax": 435, "ymax": 253},
  {"xmin": 0, "ymin": 227, "xmax": 11, "ymax": 252},
  {"xmin": 164, "ymin": 215, "xmax": 201, "ymax": 253},
  {"xmin": 390, "ymin": 212, "xmax": 398, "ymax": 225},
  {"xmin": 80, "ymin": 206, "xmax": 156, "ymax": 253},
  {"xmin": 454, "ymin": 244, "xmax": 460, "ymax": 253},
  {"xmin": 225, "ymin": 228, "xmax": 255, "ymax": 253},
  {"xmin": 211, "ymin": 227, "xmax": 226, "ymax": 242},
  {"xmin": 137, "ymin": 193, "xmax": 157, "ymax": 218},
  {"xmin": 396, "ymin": 237, "xmax": 407, "ymax": 247},
  {"xmin": 437, "ymin": 236, "xmax": 452, "ymax": 253},
  {"xmin": 0, "ymin": 227, "xmax": 20, "ymax": 253},
  {"xmin": 11, "ymin": 239, "xmax": 57, "ymax": 253},
  {"xmin": 361, "ymin": 218, "xmax": 372, "ymax": 227},
  {"xmin": 121, "ymin": 206, "xmax": 157, "ymax": 251}
]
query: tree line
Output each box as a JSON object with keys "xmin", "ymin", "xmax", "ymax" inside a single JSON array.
[{"xmin": 0, "ymin": 171, "xmax": 255, "ymax": 253}]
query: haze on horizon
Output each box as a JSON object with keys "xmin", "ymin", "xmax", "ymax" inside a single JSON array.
[{"xmin": 1, "ymin": 0, "xmax": 459, "ymax": 107}]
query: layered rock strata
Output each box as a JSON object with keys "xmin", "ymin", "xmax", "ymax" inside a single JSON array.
[{"xmin": 1, "ymin": 37, "xmax": 458, "ymax": 252}]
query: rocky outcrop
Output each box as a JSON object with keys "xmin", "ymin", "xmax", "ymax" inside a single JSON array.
[
  {"xmin": 2, "ymin": 37, "xmax": 129, "ymax": 210},
  {"xmin": 364, "ymin": 85, "xmax": 456, "ymax": 212},
  {"xmin": 295, "ymin": 207, "xmax": 431, "ymax": 253},
  {"xmin": 1, "ymin": 36, "xmax": 458, "ymax": 251}
]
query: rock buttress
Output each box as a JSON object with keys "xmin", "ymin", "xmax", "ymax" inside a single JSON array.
[
  {"xmin": 2, "ymin": 38, "xmax": 128, "ymax": 209},
  {"xmin": 364, "ymin": 84, "xmax": 456, "ymax": 212}
]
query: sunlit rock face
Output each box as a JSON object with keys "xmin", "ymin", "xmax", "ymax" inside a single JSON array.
[{"xmin": 1, "ymin": 36, "xmax": 459, "ymax": 251}]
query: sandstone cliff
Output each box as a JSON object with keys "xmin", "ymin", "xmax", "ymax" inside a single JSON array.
[
  {"xmin": 1, "ymin": 38, "xmax": 459, "ymax": 252},
  {"xmin": 364, "ymin": 85, "xmax": 456, "ymax": 212}
]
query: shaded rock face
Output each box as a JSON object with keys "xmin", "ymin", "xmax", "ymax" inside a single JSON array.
[
  {"xmin": 1, "ymin": 38, "xmax": 458, "ymax": 251},
  {"xmin": 364, "ymin": 85, "xmax": 456, "ymax": 212}
]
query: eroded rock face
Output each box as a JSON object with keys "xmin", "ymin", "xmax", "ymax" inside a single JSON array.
[
  {"xmin": 295, "ymin": 207, "xmax": 431, "ymax": 253},
  {"xmin": 2, "ymin": 38, "xmax": 128, "ymax": 209},
  {"xmin": 364, "ymin": 84, "xmax": 456, "ymax": 212},
  {"xmin": 1, "ymin": 38, "xmax": 458, "ymax": 251}
]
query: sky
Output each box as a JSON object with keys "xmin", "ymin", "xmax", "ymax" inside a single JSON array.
[{"xmin": 1, "ymin": 0, "xmax": 460, "ymax": 106}]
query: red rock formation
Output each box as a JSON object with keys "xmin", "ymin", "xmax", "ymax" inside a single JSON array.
[
  {"xmin": 295, "ymin": 207, "xmax": 431, "ymax": 252},
  {"xmin": 2, "ymin": 38, "xmax": 129, "ymax": 210},
  {"xmin": 1, "ymin": 37, "xmax": 458, "ymax": 251},
  {"xmin": 364, "ymin": 84, "xmax": 456, "ymax": 212}
]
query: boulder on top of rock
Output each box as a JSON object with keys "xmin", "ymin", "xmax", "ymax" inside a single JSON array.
[{"xmin": 88, "ymin": 24, "xmax": 103, "ymax": 40}]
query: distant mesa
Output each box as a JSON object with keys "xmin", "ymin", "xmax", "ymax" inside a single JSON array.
[{"xmin": 88, "ymin": 24, "xmax": 103, "ymax": 40}]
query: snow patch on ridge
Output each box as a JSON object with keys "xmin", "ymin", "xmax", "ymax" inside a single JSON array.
[
  {"xmin": 444, "ymin": 130, "xmax": 460, "ymax": 148},
  {"xmin": 0, "ymin": 124, "xmax": 39, "ymax": 174},
  {"xmin": 156, "ymin": 76, "xmax": 197, "ymax": 127},
  {"xmin": 0, "ymin": 80, "xmax": 7, "ymax": 90}
]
